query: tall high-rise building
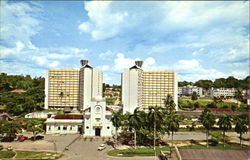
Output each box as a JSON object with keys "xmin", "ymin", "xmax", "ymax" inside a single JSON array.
[
  {"xmin": 45, "ymin": 60, "xmax": 103, "ymax": 111},
  {"xmin": 122, "ymin": 61, "xmax": 178, "ymax": 114}
]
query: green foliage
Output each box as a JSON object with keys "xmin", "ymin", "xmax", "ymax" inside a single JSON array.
[
  {"xmin": 0, "ymin": 120, "xmax": 22, "ymax": 138},
  {"xmin": 178, "ymin": 81, "xmax": 193, "ymax": 87},
  {"xmin": 106, "ymin": 97, "xmax": 116, "ymax": 105},
  {"xmin": 191, "ymin": 92, "xmax": 198, "ymax": 101},
  {"xmin": 234, "ymin": 114, "xmax": 249, "ymax": 146},
  {"xmin": 179, "ymin": 76, "xmax": 249, "ymax": 89},
  {"xmin": 0, "ymin": 73, "xmax": 45, "ymax": 115}
]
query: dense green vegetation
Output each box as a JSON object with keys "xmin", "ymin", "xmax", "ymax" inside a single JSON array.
[
  {"xmin": 0, "ymin": 73, "xmax": 44, "ymax": 116},
  {"xmin": 178, "ymin": 76, "xmax": 250, "ymax": 89}
]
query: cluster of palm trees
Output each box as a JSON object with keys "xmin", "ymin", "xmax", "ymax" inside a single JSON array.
[
  {"xmin": 111, "ymin": 95, "xmax": 180, "ymax": 150},
  {"xmin": 200, "ymin": 109, "xmax": 249, "ymax": 148},
  {"xmin": 111, "ymin": 95, "xmax": 249, "ymax": 149}
]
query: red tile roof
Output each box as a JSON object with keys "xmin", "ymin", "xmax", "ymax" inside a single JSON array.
[
  {"xmin": 10, "ymin": 89, "xmax": 25, "ymax": 93},
  {"xmin": 55, "ymin": 114, "xmax": 83, "ymax": 119}
]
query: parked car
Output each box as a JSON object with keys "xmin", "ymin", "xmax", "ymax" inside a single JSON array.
[
  {"xmin": 7, "ymin": 145, "xmax": 13, "ymax": 151},
  {"xmin": 0, "ymin": 137, "xmax": 4, "ymax": 142},
  {"xmin": 29, "ymin": 135, "xmax": 44, "ymax": 141},
  {"xmin": 0, "ymin": 145, "xmax": 3, "ymax": 150},
  {"xmin": 18, "ymin": 135, "xmax": 28, "ymax": 142},
  {"xmin": 97, "ymin": 144, "xmax": 106, "ymax": 151}
]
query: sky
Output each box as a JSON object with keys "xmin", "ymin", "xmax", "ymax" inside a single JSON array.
[{"xmin": 0, "ymin": 1, "xmax": 249, "ymax": 84}]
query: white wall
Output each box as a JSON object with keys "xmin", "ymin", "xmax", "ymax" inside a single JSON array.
[{"xmin": 83, "ymin": 67, "xmax": 92, "ymax": 109}]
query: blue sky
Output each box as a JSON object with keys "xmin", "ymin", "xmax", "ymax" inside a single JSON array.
[{"xmin": 0, "ymin": 1, "xmax": 249, "ymax": 84}]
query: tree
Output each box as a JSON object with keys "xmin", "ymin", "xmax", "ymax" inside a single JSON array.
[
  {"xmin": 235, "ymin": 89, "xmax": 243, "ymax": 104},
  {"xmin": 218, "ymin": 114, "xmax": 232, "ymax": 147},
  {"xmin": 191, "ymin": 92, "xmax": 198, "ymax": 101},
  {"xmin": 26, "ymin": 120, "xmax": 44, "ymax": 141},
  {"xmin": 128, "ymin": 108, "xmax": 141, "ymax": 149},
  {"xmin": 111, "ymin": 111, "xmax": 123, "ymax": 145},
  {"xmin": 2, "ymin": 121, "xmax": 22, "ymax": 141},
  {"xmin": 234, "ymin": 114, "xmax": 248, "ymax": 147},
  {"xmin": 147, "ymin": 106, "xmax": 163, "ymax": 151},
  {"xmin": 194, "ymin": 80, "xmax": 213, "ymax": 90},
  {"xmin": 163, "ymin": 94, "xmax": 176, "ymax": 113},
  {"xmin": 165, "ymin": 112, "xmax": 180, "ymax": 150},
  {"xmin": 199, "ymin": 109, "xmax": 216, "ymax": 148}
]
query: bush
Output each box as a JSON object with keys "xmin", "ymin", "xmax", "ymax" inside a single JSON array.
[{"xmin": 209, "ymin": 138, "xmax": 219, "ymax": 146}]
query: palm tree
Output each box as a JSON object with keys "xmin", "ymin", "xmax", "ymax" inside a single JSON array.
[
  {"xmin": 234, "ymin": 114, "xmax": 248, "ymax": 147},
  {"xmin": 165, "ymin": 112, "xmax": 180, "ymax": 149},
  {"xmin": 128, "ymin": 108, "xmax": 141, "ymax": 149},
  {"xmin": 199, "ymin": 109, "xmax": 216, "ymax": 148},
  {"xmin": 163, "ymin": 94, "xmax": 176, "ymax": 113},
  {"xmin": 111, "ymin": 111, "xmax": 123, "ymax": 145},
  {"xmin": 218, "ymin": 114, "xmax": 232, "ymax": 147},
  {"xmin": 147, "ymin": 106, "xmax": 163, "ymax": 151}
]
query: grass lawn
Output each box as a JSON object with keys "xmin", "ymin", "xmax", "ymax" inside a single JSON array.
[
  {"xmin": 0, "ymin": 150, "xmax": 62, "ymax": 159},
  {"xmin": 107, "ymin": 146, "xmax": 170, "ymax": 157},
  {"xmin": 180, "ymin": 143, "xmax": 250, "ymax": 150},
  {"xmin": 0, "ymin": 150, "xmax": 15, "ymax": 158},
  {"xmin": 16, "ymin": 151, "xmax": 62, "ymax": 159}
]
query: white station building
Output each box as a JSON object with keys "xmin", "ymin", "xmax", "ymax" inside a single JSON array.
[{"xmin": 45, "ymin": 97, "xmax": 114, "ymax": 137}]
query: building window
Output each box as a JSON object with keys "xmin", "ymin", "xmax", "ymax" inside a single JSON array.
[
  {"xmin": 107, "ymin": 126, "xmax": 110, "ymax": 129},
  {"xmin": 70, "ymin": 126, "xmax": 73, "ymax": 130},
  {"xmin": 48, "ymin": 126, "xmax": 51, "ymax": 130},
  {"xmin": 63, "ymin": 126, "xmax": 67, "ymax": 130},
  {"xmin": 58, "ymin": 126, "xmax": 61, "ymax": 130},
  {"xmin": 86, "ymin": 126, "xmax": 89, "ymax": 129}
]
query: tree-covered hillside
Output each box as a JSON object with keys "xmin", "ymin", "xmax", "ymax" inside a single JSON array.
[{"xmin": 179, "ymin": 76, "xmax": 250, "ymax": 89}]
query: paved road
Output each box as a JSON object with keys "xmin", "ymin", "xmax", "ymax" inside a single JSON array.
[
  {"xmin": 46, "ymin": 134, "xmax": 155, "ymax": 160},
  {"xmin": 163, "ymin": 132, "xmax": 207, "ymax": 141}
]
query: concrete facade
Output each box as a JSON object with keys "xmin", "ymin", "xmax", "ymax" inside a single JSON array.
[
  {"xmin": 178, "ymin": 85, "xmax": 203, "ymax": 97},
  {"xmin": 122, "ymin": 61, "xmax": 178, "ymax": 114},
  {"xmin": 45, "ymin": 60, "xmax": 103, "ymax": 111},
  {"xmin": 83, "ymin": 98, "xmax": 114, "ymax": 137},
  {"xmin": 208, "ymin": 87, "xmax": 236, "ymax": 98}
]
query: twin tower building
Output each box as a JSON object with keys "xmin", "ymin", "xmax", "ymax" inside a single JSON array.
[{"xmin": 44, "ymin": 60, "xmax": 178, "ymax": 114}]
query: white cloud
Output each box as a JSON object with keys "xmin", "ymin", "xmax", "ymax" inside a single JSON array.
[
  {"xmin": 0, "ymin": 1, "xmax": 41, "ymax": 47},
  {"xmin": 232, "ymin": 71, "xmax": 248, "ymax": 79},
  {"xmin": 99, "ymin": 50, "xmax": 114, "ymax": 60},
  {"xmin": 79, "ymin": 1, "xmax": 128, "ymax": 40},
  {"xmin": 174, "ymin": 59, "xmax": 227, "ymax": 81},
  {"xmin": 97, "ymin": 65, "xmax": 110, "ymax": 71},
  {"xmin": 49, "ymin": 61, "xmax": 60, "ymax": 68}
]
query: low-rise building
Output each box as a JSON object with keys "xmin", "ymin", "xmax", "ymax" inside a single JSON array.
[
  {"xmin": 25, "ymin": 112, "xmax": 56, "ymax": 119},
  {"xmin": 208, "ymin": 88, "xmax": 236, "ymax": 98},
  {"xmin": 178, "ymin": 85, "xmax": 203, "ymax": 97},
  {"xmin": 45, "ymin": 114, "xmax": 83, "ymax": 134}
]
